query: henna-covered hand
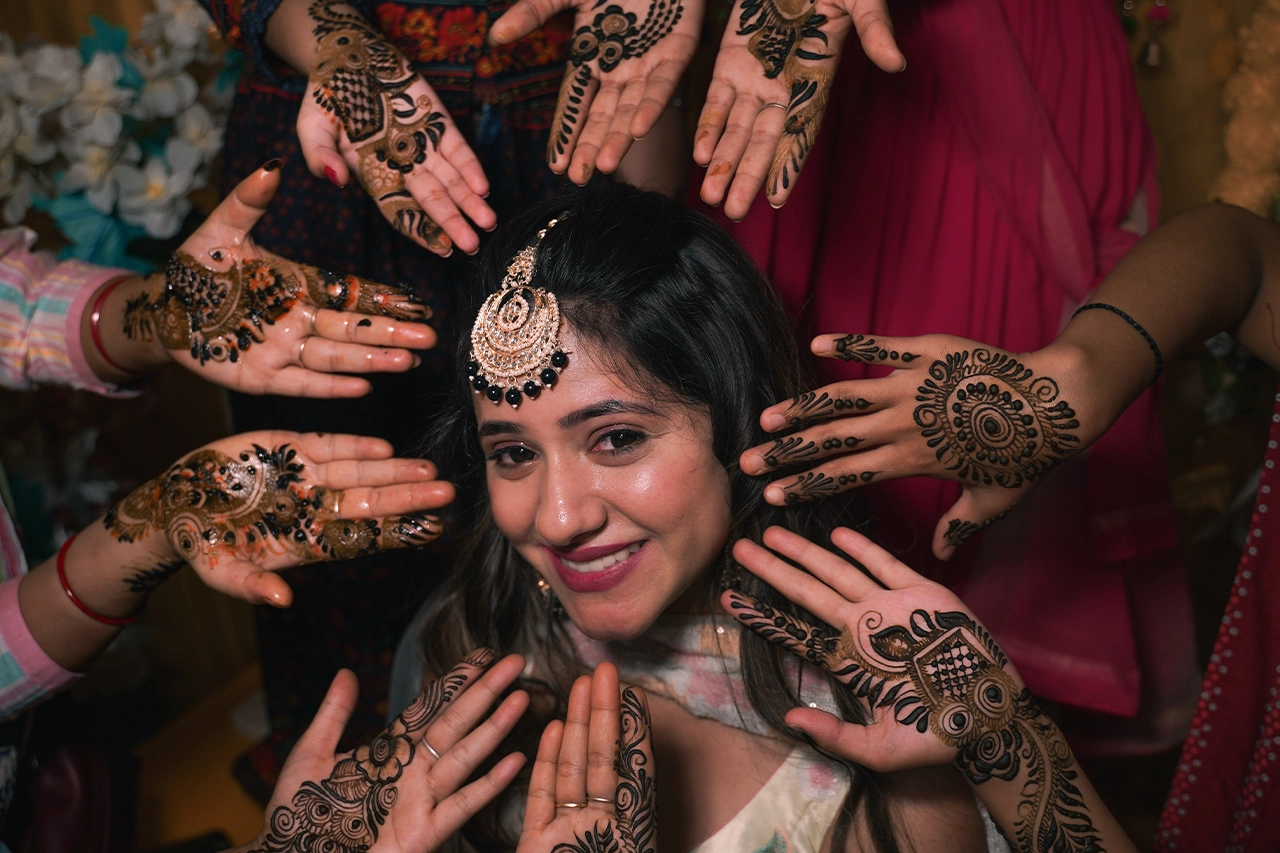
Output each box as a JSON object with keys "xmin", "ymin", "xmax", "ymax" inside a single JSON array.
[
  {"xmin": 490, "ymin": 0, "xmax": 701, "ymax": 185},
  {"xmin": 123, "ymin": 164, "xmax": 436, "ymax": 398},
  {"xmin": 695, "ymin": 0, "xmax": 903, "ymax": 220},
  {"xmin": 741, "ymin": 333, "xmax": 1098, "ymax": 559},
  {"xmin": 104, "ymin": 430, "xmax": 453, "ymax": 606},
  {"xmin": 518, "ymin": 663, "xmax": 656, "ymax": 853},
  {"xmin": 236, "ymin": 651, "xmax": 530, "ymax": 853},
  {"xmin": 723, "ymin": 527, "xmax": 1130, "ymax": 853},
  {"xmin": 298, "ymin": 1, "xmax": 495, "ymax": 256}
]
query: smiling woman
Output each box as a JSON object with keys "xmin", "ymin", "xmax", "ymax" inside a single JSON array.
[{"xmin": 391, "ymin": 183, "xmax": 992, "ymax": 853}]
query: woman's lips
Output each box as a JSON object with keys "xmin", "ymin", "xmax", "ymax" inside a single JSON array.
[{"xmin": 545, "ymin": 541, "xmax": 645, "ymax": 593}]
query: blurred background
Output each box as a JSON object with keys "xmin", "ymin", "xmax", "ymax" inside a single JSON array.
[{"xmin": 2, "ymin": 0, "xmax": 1279, "ymax": 849}]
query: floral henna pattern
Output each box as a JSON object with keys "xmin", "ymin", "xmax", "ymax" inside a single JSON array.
[
  {"xmin": 249, "ymin": 650, "xmax": 495, "ymax": 853},
  {"xmin": 912, "ymin": 349, "xmax": 1080, "ymax": 489},
  {"xmin": 726, "ymin": 593, "xmax": 1103, "ymax": 852},
  {"xmin": 104, "ymin": 443, "xmax": 440, "ymax": 568},
  {"xmin": 552, "ymin": 687, "xmax": 657, "ymax": 853},
  {"xmin": 783, "ymin": 391, "xmax": 870, "ymax": 427},
  {"xmin": 123, "ymin": 251, "xmax": 426, "ymax": 365},
  {"xmin": 736, "ymin": 0, "xmax": 832, "ymax": 193},
  {"xmin": 309, "ymin": 0, "xmax": 450, "ymax": 251},
  {"xmin": 548, "ymin": 0, "xmax": 684, "ymax": 163},
  {"xmin": 831, "ymin": 334, "xmax": 920, "ymax": 365}
]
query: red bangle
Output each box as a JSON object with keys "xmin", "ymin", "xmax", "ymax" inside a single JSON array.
[
  {"xmin": 56, "ymin": 534, "xmax": 141, "ymax": 627},
  {"xmin": 89, "ymin": 275, "xmax": 140, "ymax": 376}
]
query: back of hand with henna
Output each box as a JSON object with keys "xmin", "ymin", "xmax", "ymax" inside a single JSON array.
[{"xmin": 103, "ymin": 430, "xmax": 450, "ymax": 605}]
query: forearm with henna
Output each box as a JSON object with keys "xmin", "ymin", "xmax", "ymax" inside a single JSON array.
[
  {"xmin": 17, "ymin": 517, "xmax": 179, "ymax": 671},
  {"xmin": 79, "ymin": 273, "xmax": 171, "ymax": 384}
]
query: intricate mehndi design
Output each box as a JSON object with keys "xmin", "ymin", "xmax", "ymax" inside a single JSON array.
[
  {"xmin": 831, "ymin": 334, "xmax": 920, "ymax": 365},
  {"xmin": 552, "ymin": 687, "xmax": 657, "ymax": 853},
  {"xmin": 104, "ymin": 443, "xmax": 440, "ymax": 567},
  {"xmin": 123, "ymin": 252, "xmax": 425, "ymax": 365},
  {"xmin": 124, "ymin": 559, "xmax": 184, "ymax": 594},
  {"xmin": 548, "ymin": 0, "xmax": 684, "ymax": 163},
  {"xmin": 912, "ymin": 349, "xmax": 1080, "ymax": 489},
  {"xmin": 736, "ymin": 0, "xmax": 832, "ymax": 193},
  {"xmin": 248, "ymin": 649, "xmax": 495, "ymax": 853},
  {"xmin": 943, "ymin": 509, "xmax": 1009, "ymax": 549},
  {"xmin": 727, "ymin": 594, "xmax": 1103, "ymax": 852},
  {"xmin": 309, "ymin": 0, "xmax": 450, "ymax": 251}
]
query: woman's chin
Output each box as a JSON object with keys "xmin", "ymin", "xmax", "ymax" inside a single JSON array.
[{"xmin": 566, "ymin": 605, "xmax": 661, "ymax": 643}]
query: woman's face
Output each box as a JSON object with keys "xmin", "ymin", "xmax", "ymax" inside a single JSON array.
[{"xmin": 475, "ymin": 326, "xmax": 732, "ymax": 640}]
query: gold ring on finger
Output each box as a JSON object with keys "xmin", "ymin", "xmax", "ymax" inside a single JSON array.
[
  {"xmin": 587, "ymin": 796, "xmax": 615, "ymax": 807},
  {"xmin": 327, "ymin": 491, "xmax": 341, "ymax": 515},
  {"xmin": 297, "ymin": 338, "xmax": 308, "ymax": 366},
  {"xmin": 554, "ymin": 802, "xmax": 588, "ymax": 809}
]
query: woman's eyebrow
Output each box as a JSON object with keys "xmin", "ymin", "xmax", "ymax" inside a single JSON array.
[
  {"xmin": 478, "ymin": 420, "xmax": 523, "ymax": 438},
  {"xmin": 558, "ymin": 400, "xmax": 661, "ymax": 429}
]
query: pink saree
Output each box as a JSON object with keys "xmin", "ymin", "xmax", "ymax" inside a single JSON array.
[{"xmin": 695, "ymin": 0, "xmax": 1196, "ymax": 739}]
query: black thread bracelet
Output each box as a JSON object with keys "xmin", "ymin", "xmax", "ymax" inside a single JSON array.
[{"xmin": 1072, "ymin": 302, "xmax": 1163, "ymax": 385}]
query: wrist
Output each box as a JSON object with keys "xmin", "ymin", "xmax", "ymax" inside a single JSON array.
[
  {"xmin": 64, "ymin": 518, "xmax": 177, "ymax": 621},
  {"xmin": 1036, "ymin": 320, "xmax": 1148, "ymax": 437},
  {"xmin": 81, "ymin": 273, "xmax": 170, "ymax": 382}
]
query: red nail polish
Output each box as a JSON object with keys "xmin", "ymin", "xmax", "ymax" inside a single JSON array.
[{"xmin": 324, "ymin": 166, "xmax": 340, "ymax": 186}]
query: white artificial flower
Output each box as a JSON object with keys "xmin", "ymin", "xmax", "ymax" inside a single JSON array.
[
  {"xmin": 140, "ymin": 0, "xmax": 213, "ymax": 56},
  {"xmin": 132, "ymin": 47, "xmax": 198, "ymax": 119},
  {"xmin": 12, "ymin": 45, "xmax": 82, "ymax": 115},
  {"xmin": 61, "ymin": 53, "xmax": 131, "ymax": 147},
  {"xmin": 175, "ymin": 102, "xmax": 222, "ymax": 163},
  {"xmin": 59, "ymin": 137, "xmax": 131, "ymax": 213},
  {"xmin": 114, "ymin": 146, "xmax": 196, "ymax": 238}
]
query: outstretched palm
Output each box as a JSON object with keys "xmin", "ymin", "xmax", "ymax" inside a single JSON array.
[
  {"xmin": 518, "ymin": 665, "xmax": 657, "ymax": 853},
  {"xmin": 104, "ymin": 430, "xmax": 453, "ymax": 605},
  {"xmin": 491, "ymin": 0, "xmax": 702, "ymax": 183},
  {"xmin": 695, "ymin": 0, "xmax": 902, "ymax": 219},
  {"xmin": 124, "ymin": 165, "xmax": 435, "ymax": 398}
]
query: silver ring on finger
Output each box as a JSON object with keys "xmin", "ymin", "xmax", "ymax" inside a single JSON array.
[
  {"xmin": 554, "ymin": 802, "xmax": 588, "ymax": 810},
  {"xmin": 763, "ymin": 102, "xmax": 789, "ymax": 112},
  {"xmin": 423, "ymin": 738, "xmax": 442, "ymax": 761}
]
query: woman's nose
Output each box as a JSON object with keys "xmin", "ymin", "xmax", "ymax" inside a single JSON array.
[{"xmin": 534, "ymin": 461, "xmax": 607, "ymax": 546}]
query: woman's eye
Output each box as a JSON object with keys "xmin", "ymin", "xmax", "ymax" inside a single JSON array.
[
  {"xmin": 488, "ymin": 445, "xmax": 537, "ymax": 466},
  {"xmin": 596, "ymin": 429, "xmax": 645, "ymax": 453}
]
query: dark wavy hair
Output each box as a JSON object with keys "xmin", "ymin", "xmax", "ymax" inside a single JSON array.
[{"xmin": 416, "ymin": 183, "xmax": 899, "ymax": 851}]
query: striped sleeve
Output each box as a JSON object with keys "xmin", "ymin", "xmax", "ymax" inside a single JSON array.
[
  {"xmin": 0, "ymin": 578, "xmax": 80, "ymax": 721},
  {"xmin": 0, "ymin": 227, "xmax": 139, "ymax": 397}
]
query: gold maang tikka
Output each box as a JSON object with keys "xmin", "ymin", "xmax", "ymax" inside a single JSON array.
[{"xmin": 468, "ymin": 216, "xmax": 568, "ymax": 407}]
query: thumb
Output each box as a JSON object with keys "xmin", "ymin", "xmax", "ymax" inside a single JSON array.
[
  {"xmin": 293, "ymin": 669, "xmax": 360, "ymax": 761},
  {"xmin": 931, "ymin": 487, "xmax": 1020, "ymax": 561},
  {"xmin": 784, "ymin": 707, "xmax": 881, "ymax": 766},
  {"xmin": 181, "ymin": 161, "xmax": 280, "ymax": 251},
  {"xmin": 489, "ymin": 0, "xmax": 572, "ymax": 45},
  {"xmin": 201, "ymin": 559, "xmax": 296, "ymax": 607},
  {"xmin": 297, "ymin": 98, "xmax": 351, "ymax": 187}
]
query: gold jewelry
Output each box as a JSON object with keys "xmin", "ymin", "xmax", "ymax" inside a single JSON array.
[
  {"xmin": 763, "ymin": 102, "xmax": 789, "ymax": 111},
  {"xmin": 297, "ymin": 337, "xmax": 308, "ymax": 365},
  {"xmin": 587, "ymin": 796, "xmax": 615, "ymax": 806},
  {"xmin": 468, "ymin": 216, "xmax": 568, "ymax": 408},
  {"xmin": 328, "ymin": 490, "xmax": 342, "ymax": 515},
  {"xmin": 554, "ymin": 802, "xmax": 588, "ymax": 809}
]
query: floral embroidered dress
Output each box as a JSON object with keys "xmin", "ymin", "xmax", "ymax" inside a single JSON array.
[{"xmin": 198, "ymin": 0, "xmax": 579, "ymax": 781}]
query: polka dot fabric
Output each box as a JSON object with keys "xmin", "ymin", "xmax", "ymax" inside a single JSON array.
[{"xmin": 1155, "ymin": 390, "xmax": 1280, "ymax": 850}]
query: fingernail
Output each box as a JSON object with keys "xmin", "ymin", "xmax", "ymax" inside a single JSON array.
[
  {"xmin": 262, "ymin": 158, "xmax": 282, "ymax": 172},
  {"xmin": 413, "ymin": 355, "xmax": 422, "ymax": 367},
  {"xmin": 762, "ymin": 412, "xmax": 786, "ymax": 431},
  {"xmin": 769, "ymin": 201, "xmax": 783, "ymax": 210},
  {"xmin": 324, "ymin": 165, "xmax": 341, "ymax": 186}
]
